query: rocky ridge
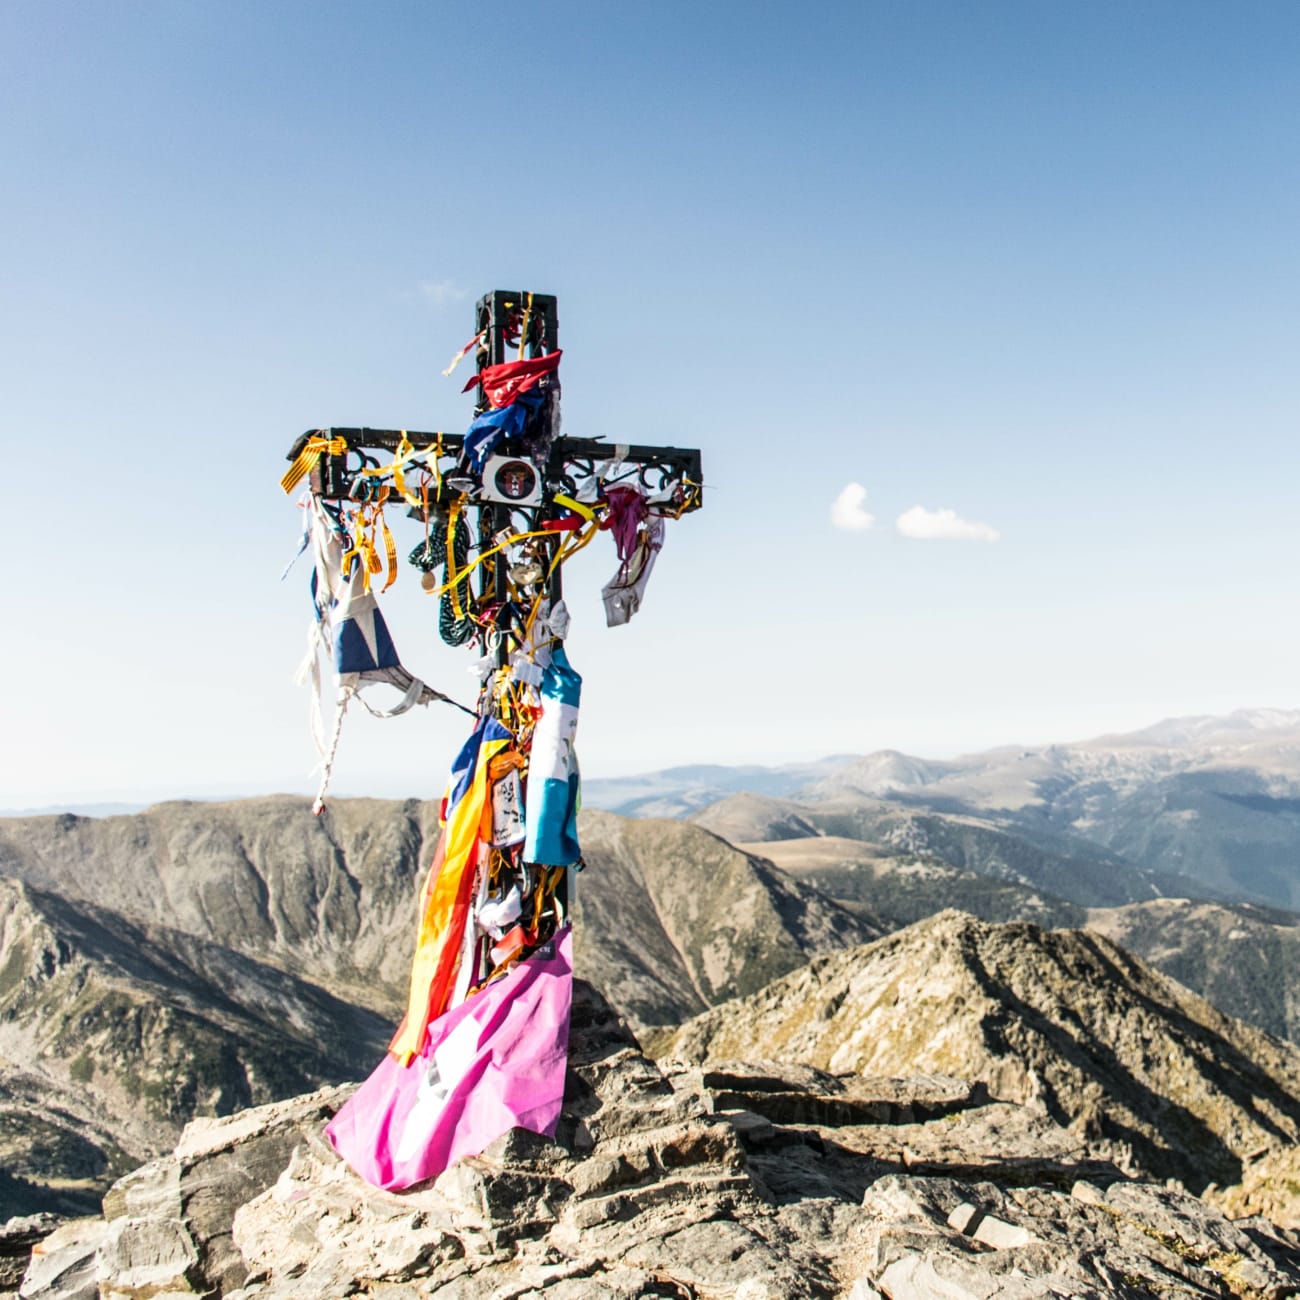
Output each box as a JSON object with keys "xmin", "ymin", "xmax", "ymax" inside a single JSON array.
[
  {"xmin": 0, "ymin": 802, "xmax": 874, "ymax": 1036},
  {"xmin": 11, "ymin": 982, "xmax": 1300, "ymax": 1300},
  {"xmin": 661, "ymin": 911, "xmax": 1300, "ymax": 1196}
]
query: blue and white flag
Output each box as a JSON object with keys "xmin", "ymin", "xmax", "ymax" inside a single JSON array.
[
  {"xmin": 334, "ymin": 559, "xmax": 401, "ymax": 674},
  {"xmin": 523, "ymin": 646, "xmax": 582, "ymax": 866}
]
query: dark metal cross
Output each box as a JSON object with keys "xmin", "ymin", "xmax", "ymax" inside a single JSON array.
[{"xmin": 285, "ymin": 290, "xmax": 703, "ymax": 670}]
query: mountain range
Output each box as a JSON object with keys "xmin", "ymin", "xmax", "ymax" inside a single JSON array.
[
  {"xmin": 0, "ymin": 799, "xmax": 874, "ymax": 1215},
  {"xmin": 8, "ymin": 707, "xmax": 1300, "ymax": 1241},
  {"xmin": 590, "ymin": 707, "xmax": 1300, "ymax": 910}
]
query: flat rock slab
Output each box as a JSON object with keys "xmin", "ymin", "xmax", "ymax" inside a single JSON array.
[
  {"xmin": 96, "ymin": 1084, "xmax": 352, "ymax": 1300},
  {"xmin": 0, "ymin": 1216, "xmax": 57, "ymax": 1291},
  {"xmin": 843, "ymin": 1173, "xmax": 1300, "ymax": 1298},
  {"xmin": 17, "ymin": 1218, "xmax": 108, "ymax": 1300}
]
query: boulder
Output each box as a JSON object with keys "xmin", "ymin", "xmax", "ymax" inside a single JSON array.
[
  {"xmin": 16, "ymin": 1218, "xmax": 107, "ymax": 1300},
  {"xmin": 94, "ymin": 1084, "xmax": 352, "ymax": 1298}
]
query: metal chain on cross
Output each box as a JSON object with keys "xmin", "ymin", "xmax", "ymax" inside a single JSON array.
[{"xmin": 280, "ymin": 292, "xmax": 703, "ymax": 1188}]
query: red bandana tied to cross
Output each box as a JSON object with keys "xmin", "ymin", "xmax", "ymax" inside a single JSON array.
[{"xmin": 463, "ymin": 350, "xmax": 562, "ymax": 409}]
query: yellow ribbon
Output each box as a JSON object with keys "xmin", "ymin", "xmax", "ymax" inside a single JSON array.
[
  {"xmin": 338, "ymin": 500, "xmax": 396, "ymax": 595},
  {"xmin": 659, "ymin": 477, "xmax": 702, "ymax": 519},
  {"xmin": 376, "ymin": 503, "xmax": 398, "ymax": 592},
  {"xmin": 280, "ymin": 435, "xmax": 347, "ymax": 495},
  {"xmin": 420, "ymin": 526, "xmax": 556, "ymax": 598},
  {"xmin": 446, "ymin": 499, "xmax": 465, "ymax": 619},
  {"xmin": 518, "ymin": 291, "xmax": 533, "ymax": 360},
  {"xmin": 519, "ymin": 518, "xmax": 602, "ymax": 647},
  {"xmin": 359, "ymin": 432, "xmax": 420, "ymax": 508},
  {"xmin": 552, "ymin": 493, "xmax": 596, "ymax": 522},
  {"xmin": 338, "ymin": 518, "xmax": 366, "ymax": 591}
]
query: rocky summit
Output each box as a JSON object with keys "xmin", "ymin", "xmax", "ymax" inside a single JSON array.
[{"xmin": 10, "ymin": 982, "xmax": 1300, "ymax": 1300}]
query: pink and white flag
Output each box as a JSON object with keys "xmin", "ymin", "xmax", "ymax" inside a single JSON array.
[{"xmin": 325, "ymin": 926, "xmax": 573, "ymax": 1190}]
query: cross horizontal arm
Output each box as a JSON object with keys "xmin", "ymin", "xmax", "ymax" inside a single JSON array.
[{"xmin": 286, "ymin": 427, "xmax": 703, "ymax": 512}]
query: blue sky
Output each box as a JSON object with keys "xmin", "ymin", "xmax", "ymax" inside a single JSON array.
[{"xmin": 3, "ymin": 1, "xmax": 1299, "ymax": 805}]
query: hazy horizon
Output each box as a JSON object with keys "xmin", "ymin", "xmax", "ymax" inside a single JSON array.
[{"xmin": 7, "ymin": 701, "xmax": 1296, "ymax": 816}]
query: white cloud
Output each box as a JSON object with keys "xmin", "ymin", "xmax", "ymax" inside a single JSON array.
[
  {"xmin": 896, "ymin": 505, "xmax": 1000, "ymax": 542},
  {"xmin": 417, "ymin": 279, "xmax": 469, "ymax": 305},
  {"xmin": 831, "ymin": 482, "xmax": 875, "ymax": 531}
]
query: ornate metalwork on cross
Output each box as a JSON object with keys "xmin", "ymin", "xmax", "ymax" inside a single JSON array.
[{"xmin": 279, "ymin": 291, "xmax": 703, "ymax": 1190}]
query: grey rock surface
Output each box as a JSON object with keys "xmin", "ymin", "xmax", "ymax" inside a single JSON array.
[
  {"xmin": 16, "ymin": 1217, "xmax": 107, "ymax": 1300},
  {"xmin": 0, "ymin": 1216, "xmax": 56, "ymax": 1291},
  {"xmin": 12, "ymin": 981, "xmax": 1300, "ymax": 1300},
  {"xmin": 93, "ymin": 1085, "xmax": 352, "ymax": 1299}
]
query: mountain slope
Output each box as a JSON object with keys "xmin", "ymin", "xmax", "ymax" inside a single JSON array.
[
  {"xmin": 574, "ymin": 812, "xmax": 880, "ymax": 1029},
  {"xmin": 807, "ymin": 708, "xmax": 1300, "ymax": 908},
  {"xmin": 1085, "ymin": 897, "xmax": 1300, "ymax": 1044},
  {"xmin": 741, "ymin": 834, "xmax": 1086, "ymax": 930},
  {"xmin": 692, "ymin": 790, "xmax": 1198, "ymax": 907},
  {"xmin": 683, "ymin": 792, "xmax": 823, "ymax": 844},
  {"xmin": 0, "ymin": 801, "xmax": 881, "ymax": 1035},
  {"xmin": 0, "ymin": 798, "xmax": 439, "ymax": 1015},
  {"xmin": 0, "ymin": 878, "xmax": 390, "ymax": 1215},
  {"xmin": 661, "ymin": 910, "xmax": 1300, "ymax": 1191}
]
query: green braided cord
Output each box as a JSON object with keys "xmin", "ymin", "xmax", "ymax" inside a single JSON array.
[{"xmin": 408, "ymin": 518, "xmax": 475, "ymax": 646}]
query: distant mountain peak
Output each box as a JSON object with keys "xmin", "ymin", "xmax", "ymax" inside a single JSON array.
[
  {"xmin": 807, "ymin": 748, "xmax": 951, "ymax": 799},
  {"xmin": 1093, "ymin": 707, "xmax": 1300, "ymax": 750}
]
